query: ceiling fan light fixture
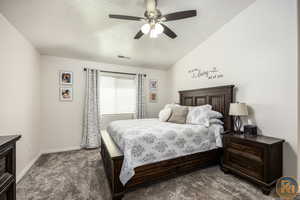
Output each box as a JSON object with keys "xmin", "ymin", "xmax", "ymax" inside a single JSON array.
[
  {"xmin": 150, "ymin": 29, "xmax": 158, "ymax": 38},
  {"xmin": 109, "ymin": 1, "xmax": 197, "ymax": 40},
  {"xmin": 141, "ymin": 23, "xmax": 151, "ymax": 34},
  {"xmin": 154, "ymin": 23, "xmax": 164, "ymax": 35}
]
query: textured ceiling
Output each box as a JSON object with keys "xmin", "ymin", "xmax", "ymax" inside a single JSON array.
[{"xmin": 0, "ymin": 0, "xmax": 255, "ymax": 69}]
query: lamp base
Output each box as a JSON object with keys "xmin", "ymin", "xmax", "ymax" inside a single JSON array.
[{"xmin": 234, "ymin": 116, "xmax": 243, "ymax": 134}]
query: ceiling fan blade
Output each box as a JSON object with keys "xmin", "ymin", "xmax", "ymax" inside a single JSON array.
[
  {"xmin": 109, "ymin": 14, "xmax": 144, "ymax": 21},
  {"xmin": 134, "ymin": 30, "xmax": 144, "ymax": 39},
  {"xmin": 161, "ymin": 24, "xmax": 177, "ymax": 39},
  {"xmin": 162, "ymin": 10, "xmax": 197, "ymax": 21}
]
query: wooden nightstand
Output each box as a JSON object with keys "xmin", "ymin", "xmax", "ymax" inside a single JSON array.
[{"xmin": 221, "ymin": 133, "xmax": 284, "ymax": 195}]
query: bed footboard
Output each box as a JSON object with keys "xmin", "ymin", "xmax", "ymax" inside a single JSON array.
[
  {"xmin": 101, "ymin": 131, "xmax": 222, "ymax": 200},
  {"xmin": 100, "ymin": 131, "xmax": 125, "ymax": 200}
]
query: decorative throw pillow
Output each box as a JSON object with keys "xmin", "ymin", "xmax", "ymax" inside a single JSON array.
[
  {"xmin": 158, "ymin": 108, "xmax": 172, "ymax": 122},
  {"xmin": 168, "ymin": 106, "xmax": 188, "ymax": 124},
  {"xmin": 208, "ymin": 110, "xmax": 223, "ymax": 119},
  {"xmin": 186, "ymin": 105, "xmax": 212, "ymax": 125},
  {"xmin": 164, "ymin": 103, "xmax": 180, "ymax": 110}
]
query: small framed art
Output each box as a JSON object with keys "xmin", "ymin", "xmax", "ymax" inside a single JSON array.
[
  {"xmin": 60, "ymin": 71, "xmax": 73, "ymax": 85},
  {"xmin": 60, "ymin": 87, "xmax": 73, "ymax": 101},
  {"xmin": 149, "ymin": 79, "xmax": 158, "ymax": 90},
  {"xmin": 149, "ymin": 92, "xmax": 158, "ymax": 103}
]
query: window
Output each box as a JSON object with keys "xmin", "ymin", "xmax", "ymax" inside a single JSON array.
[{"xmin": 99, "ymin": 75, "xmax": 136, "ymax": 115}]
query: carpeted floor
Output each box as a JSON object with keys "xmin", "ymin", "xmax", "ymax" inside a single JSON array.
[{"xmin": 17, "ymin": 149, "xmax": 279, "ymax": 200}]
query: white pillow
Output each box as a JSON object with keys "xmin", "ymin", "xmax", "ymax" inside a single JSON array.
[
  {"xmin": 209, "ymin": 118, "xmax": 224, "ymax": 125},
  {"xmin": 164, "ymin": 103, "xmax": 180, "ymax": 110},
  {"xmin": 186, "ymin": 105, "xmax": 223, "ymax": 127},
  {"xmin": 186, "ymin": 105, "xmax": 212, "ymax": 126},
  {"xmin": 208, "ymin": 110, "xmax": 223, "ymax": 119},
  {"xmin": 186, "ymin": 109, "xmax": 210, "ymax": 127},
  {"xmin": 159, "ymin": 108, "xmax": 172, "ymax": 122}
]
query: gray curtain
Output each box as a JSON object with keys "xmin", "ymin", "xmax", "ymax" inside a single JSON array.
[
  {"xmin": 81, "ymin": 68, "xmax": 101, "ymax": 149},
  {"xmin": 135, "ymin": 74, "xmax": 146, "ymax": 119}
]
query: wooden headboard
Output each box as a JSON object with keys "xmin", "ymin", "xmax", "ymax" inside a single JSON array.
[{"xmin": 179, "ymin": 85, "xmax": 234, "ymax": 131}]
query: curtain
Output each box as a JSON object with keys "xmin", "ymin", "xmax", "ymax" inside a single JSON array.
[
  {"xmin": 135, "ymin": 73, "xmax": 146, "ymax": 119},
  {"xmin": 81, "ymin": 69, "xmax": 101, "ymax": 149}
]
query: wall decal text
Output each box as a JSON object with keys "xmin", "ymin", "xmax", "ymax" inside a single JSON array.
[{"xmin": 188, "ymin": 67, "xmax": 224, "ymax": 80}]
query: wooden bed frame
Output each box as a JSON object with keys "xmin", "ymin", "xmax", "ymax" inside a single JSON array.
[{"xmin": 101, "ymin": 85, "xmax": 234, "ymax": 200}]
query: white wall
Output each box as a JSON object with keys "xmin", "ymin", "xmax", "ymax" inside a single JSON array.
[
  {"xmin": 40, "ymin": 56, "xmax": 169, "ymax": 152},
  {"xmin": 0, "ymin": 14, "xmax": 41, "ymax": 180},
  {"xmin": 168, "ymin": 0, "xmax": 298, "ymax": 177},
  {"xmin": 298, "ymin": 0, "xmax": 300, "ymax": 182}
]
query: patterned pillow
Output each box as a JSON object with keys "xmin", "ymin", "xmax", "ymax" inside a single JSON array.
[
  {"xmin": 186, "ymin": 105, "xmax": 212, "ymax": 126},
  {"xmin": 186, "ymin": 105, "xmax": 223, "ymax": 127},
  {"xmin": 167, "ymin": 106, "xmax": 188, "ymax": 124},
  {"xmin": 158, "ymin": 108, "xmax": 172, "ymax": 122}
]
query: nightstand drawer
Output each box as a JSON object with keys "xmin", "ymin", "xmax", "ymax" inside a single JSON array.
[
  {"xmin": 225, "ymin": 149, "xmax": 264, "ymax": 180},
  {"xmin": 227, "ymin": 139, "xmax": 264, "ymax": 162}
]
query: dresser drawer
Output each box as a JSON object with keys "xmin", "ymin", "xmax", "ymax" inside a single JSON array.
[
  {"xmin": 0, "ymin": 146, "xmax": 13, "ymax": 178},
  {"xmin": 224, "ymin": 149, "xmax": 264, "ymax": 180},
  {"xmin": 0, "ymin": 158, "xmax": 6, "ymax": 177},
  {"xmin": 0, "ymin": 193, "xmax": 7, "ymax": 200},
  {"xmin": 226, "ymin": 138, "xmax": 264, "ymax": 162}
]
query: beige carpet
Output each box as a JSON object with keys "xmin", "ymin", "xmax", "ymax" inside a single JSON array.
[{"xmin": 17, "ymin": 149, "xmax": 279, "ymax": 200}]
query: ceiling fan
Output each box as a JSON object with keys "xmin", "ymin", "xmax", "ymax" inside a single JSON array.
[{"xmin": 109, "ymin": 0, "xmax": 197, "ymax": 39}]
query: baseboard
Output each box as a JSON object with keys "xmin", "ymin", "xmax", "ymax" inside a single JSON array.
[
  {"xmin": 41, "ymin": 146, "xmax": 82, "ymax": 154},
  {"xmin": 16, "ymin": 146, "xmax": 82, "ymax": 183},
  {"xmin": 16, "ymin": 152, "xmax": 42, "ymax": 183}
]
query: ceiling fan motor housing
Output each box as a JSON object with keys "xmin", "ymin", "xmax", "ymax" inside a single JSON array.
[{"xmin": 144, "ymin": 9, "xmax": 162, "ymax": 21}]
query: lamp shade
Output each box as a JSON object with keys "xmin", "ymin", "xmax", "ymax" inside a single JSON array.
[{"xmin": 229, "ymin": 103, "xmax": 248, "ymax": 116}]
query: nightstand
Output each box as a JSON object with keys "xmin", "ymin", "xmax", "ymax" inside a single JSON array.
[{"xmin": 221, "ymin": 133, "xmax": 284, "ymax": 195}]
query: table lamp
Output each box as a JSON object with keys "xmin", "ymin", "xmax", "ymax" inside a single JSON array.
[{"xmin": 229, "ymin": 103, "xmax": 248, "ymax": 134}]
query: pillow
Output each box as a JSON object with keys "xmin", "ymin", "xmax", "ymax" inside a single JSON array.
[
  {"xmin": 164, "ymin": 103, "xmax": 180, "ymax": 110},
  {"xmin": 186, "ymin": 105, "xmax": 212, "ymax": 126},
  {"xmin": 189, "ymin": 104, "xmax": 212, "ymax": 110},
  {"xmin": 209, "ymin": 118, "xmax": 224, "ymax": 125},
  {"xmin": 208, "ymin": 110, "xmax": 223, "ymax": 119},
  {"xmin": 158, "ymin": 108, "xmax": 172, "ymax": 122},
  {"xmin": 168, "ymin": 106, "xmax": 188, "ymax": 124}
]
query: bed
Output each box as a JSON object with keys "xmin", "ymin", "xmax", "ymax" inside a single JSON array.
[{"xmin": 100, "ymin": 85, "xmax": 234, "ymax": 200}]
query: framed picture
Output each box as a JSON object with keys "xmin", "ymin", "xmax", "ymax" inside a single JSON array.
[
  {"xmin": 60, "ymin": 71, "xmax": 73, "ymax": 85},
  {"xmin": 149, "ymin": 79, "xmax": 158, "ymax": 90},
  {"xmin": 149, "ymin": 92, "xmax": 158, "ymax": 103},
  {"xmin": 60, "ymin": 87, "xmax": 73, "ymax": 101}
]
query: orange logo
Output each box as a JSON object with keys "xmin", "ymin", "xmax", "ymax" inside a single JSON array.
[{"xmin": 276, "ymin": 177, "xmax": 298, "ymax": 199}]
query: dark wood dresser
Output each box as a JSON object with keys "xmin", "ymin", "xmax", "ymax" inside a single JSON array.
[
  {"xmin": 222, "ymin": 133, "xmax": 284, "ymax": 195},
  {"xmin": 0, "ymin": 135, "xmax": 21, "ymax": 200}
]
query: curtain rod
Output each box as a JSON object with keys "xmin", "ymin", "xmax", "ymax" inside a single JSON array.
[{"xmin": 83, "ymin": 68, "xmax": 146, "ymax": 77}]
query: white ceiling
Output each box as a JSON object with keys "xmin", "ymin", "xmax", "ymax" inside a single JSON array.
[{"xmin": 0, "ymin": 0, "xmax": 254, "ymax": 69}]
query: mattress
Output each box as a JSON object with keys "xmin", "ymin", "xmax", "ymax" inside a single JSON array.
[{"xmin": 106, "ymin": 118, "xmax": 224, "ymax": 185}]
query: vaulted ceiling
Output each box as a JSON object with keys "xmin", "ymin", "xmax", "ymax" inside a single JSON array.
[{"xmin": 0, "ymin": 0, "xmax": 254, "ymax": 69}]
